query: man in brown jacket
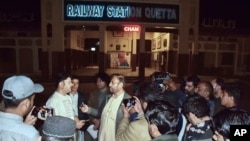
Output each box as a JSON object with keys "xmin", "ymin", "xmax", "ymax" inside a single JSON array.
[{"xmin": 116, "ymin": 96, "xmax": 151, "ymax": 141}]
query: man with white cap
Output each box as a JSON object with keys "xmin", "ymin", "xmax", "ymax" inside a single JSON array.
[{"xmin": 0, "ymin": 75, "xmax": 44, "ymax": 141}]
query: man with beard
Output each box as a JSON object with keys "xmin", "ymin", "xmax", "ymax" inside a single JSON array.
[{"xmin": 80, "ymin": 73, "xmax": 131, "ymax": 141}]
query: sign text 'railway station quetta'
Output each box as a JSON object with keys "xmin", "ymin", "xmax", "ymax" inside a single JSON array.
[{"xmin": 64, "ymin": 1, "xmax": 179, "ymax": 24}]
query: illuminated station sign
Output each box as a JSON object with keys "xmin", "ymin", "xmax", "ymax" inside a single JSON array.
[{"xmin": 64, "ymin": 1, "xmax": 179, "ymax": 24}]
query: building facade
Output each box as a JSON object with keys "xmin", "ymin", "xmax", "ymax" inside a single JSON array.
[{"xmin": 0, "ymin": 0, "xmax": 250, "ymax": 82}]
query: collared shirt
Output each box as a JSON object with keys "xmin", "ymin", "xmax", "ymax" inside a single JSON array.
[
  {"xmin": 46, "ymin": 91, "xmax": 75, "ymax": 120},
  {"xmin": 69, "ymin": 92, "xmax": 79, "ymax": 116},
  {"xmin": 0, "ymin": 111, "xmax": 40, "ymax": 141}
]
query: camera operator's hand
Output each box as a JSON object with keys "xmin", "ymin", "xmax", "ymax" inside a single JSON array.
[
  {"xmin": 37, "ymin": 108, "xmax": 47, "ymax": 121},
  {"xmin": 121, "ymin": 103, "xmax": 132, "ymax": 119},
  {"xmin": 133, "ymin": 96, "xmax": 143, "ymax": 114},
  {"xmin": 79, "ymin": 103, "xmax": 89, "ymax": 113},
  {"xmin": 41, "ymin": 105, "xmax": 53, "ymax": 118},
  {"xmin": 24, "ymin": 106, "xmax": 38, "ymax": 125}
]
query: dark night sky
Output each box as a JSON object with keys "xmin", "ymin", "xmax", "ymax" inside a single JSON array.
[
  {"xmin": 198, "ymin": 0, "xmax": 250, "ymax": 35},
  {"xmin": 200, "ymin": 0, "xmax": 250, "ymax": 28},
  {"xmin": 0, "ymin": 0, "xmax": 41, "ymax": 30},
  {"xmin": 1, "ymin": 0, "xmax": 40, "ymax": 12}
]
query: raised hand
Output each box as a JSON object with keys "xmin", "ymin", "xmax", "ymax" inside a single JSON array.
[
  {"xmin": 24, "ymin": 106, "xmax": 38, "ymax": 125},
  {"xmin": 79, "ymin": 102, "xmax": 89, "ymax": 113}
]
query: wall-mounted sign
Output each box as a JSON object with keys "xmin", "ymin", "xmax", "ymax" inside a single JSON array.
[
  {"xmin": 64, "ymin": 1, "xmax": 179, "ymax": 24},
  {"xmin": 123, "ymin": 25, "xmax": 140, "ymax": 32}
]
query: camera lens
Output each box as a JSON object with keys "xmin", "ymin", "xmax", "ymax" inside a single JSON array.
[
  {"xmin": 46, "ymin": 108, "xmax": 53, "ymax": 116},
  {"xmin": 123, "ymin": 98, "xmax": 136, "ymax": 107},
  {"xmin": 31, "ymin": 107, "xmax": 40, "ymax": 117},
  {"xmin": 40, "ymin": 111, "xmax": 46, "ymax": 118}
]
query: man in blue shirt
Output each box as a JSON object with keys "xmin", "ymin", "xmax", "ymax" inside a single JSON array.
[{"xmin": 0, "ymin": 75, "xmax": 44, "ymax": 141}]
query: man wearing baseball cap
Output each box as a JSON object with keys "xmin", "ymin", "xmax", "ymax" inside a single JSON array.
[{"xmin": 0, "ymin": 75, "xmax": 44, "ymax": 141}]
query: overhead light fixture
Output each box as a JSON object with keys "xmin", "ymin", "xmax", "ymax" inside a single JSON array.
[{"xmin": 91, "ymin": 47, "xmax": 96, "ymax": 51}]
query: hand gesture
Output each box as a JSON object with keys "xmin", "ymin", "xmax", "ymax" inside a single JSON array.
[
  {"xmin": 79, "ymin": 103, "xmax": 89, "ymax": 113},
  {"xmin": 76, "ymin": 120, "xmax": 87, "ymax": 129},
  {"xmin": 75, "ymin": 116, "xmax": 88, "ymax": 129},
  {"xmin": 93, "ymin": 118, "xmax": 100, "ymax": 130},
  {"xmin": 24, "ymin": 106, "xmax": 37, "ymax": 125}
]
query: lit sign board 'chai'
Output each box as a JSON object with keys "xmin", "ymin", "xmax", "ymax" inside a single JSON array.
[
  {"xmin": 124, "ymin": 25, "xmax": 140, "ymax": 32},
  {"xmin": 64, "ymin": 1, "xmax": 179, "ymax": 24}
]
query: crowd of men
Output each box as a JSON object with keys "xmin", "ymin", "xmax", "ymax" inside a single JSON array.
[{"xmin": 0, "ymin": 71, "xmax": 250, "ymax": 141}]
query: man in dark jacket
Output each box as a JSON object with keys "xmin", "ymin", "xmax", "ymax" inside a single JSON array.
[
  {"xmin": 69, "ymin": 76, "xmax": 90, "ymax": 141},
  {"xmin": 80, "ymin": 73, "xmax": 131, "ymax": 141}
]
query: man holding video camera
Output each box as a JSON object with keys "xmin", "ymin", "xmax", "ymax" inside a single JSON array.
[
  {"xmin": 0, "ymin": 75, "xmax": 44, "ymax": 141},
  {"xmin": 116, "ymin": 96, "xmax": 152, "ymax": 141},
  {"xmin": 152, "ymin": 72, "xmax": 180, "ymax": 108}
]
